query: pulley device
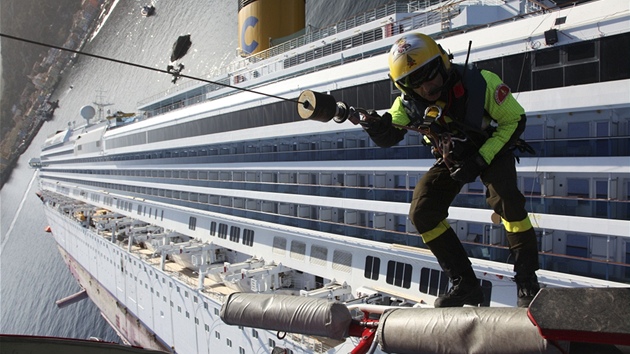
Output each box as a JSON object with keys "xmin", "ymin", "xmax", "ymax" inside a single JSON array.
[
  {"xmin": 297, "ymin": 89, "xmax": 391, "ymax": 128},
  {"xmin": 297, "ymin": 89, "xmax": 442, "ymax": 132},
  {"xmin": 297, "ymin": 90, "xmax": 353, "ymax": 124}
]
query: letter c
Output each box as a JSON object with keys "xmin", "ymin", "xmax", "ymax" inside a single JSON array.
[{"xmin": 241, "ymin": 16, "xmax": 259, "ymax": 54}]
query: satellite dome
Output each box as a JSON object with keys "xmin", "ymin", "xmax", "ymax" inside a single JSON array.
[{"xmin": 80, "ymin": 105, "xmax": 96, "ymax": 120}]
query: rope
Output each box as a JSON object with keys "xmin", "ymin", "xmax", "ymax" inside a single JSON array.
[{"xmin": 0, "ymin": 32, "xmax": 302, "ymax": 105}]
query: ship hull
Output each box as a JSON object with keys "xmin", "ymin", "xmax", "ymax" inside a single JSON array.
[{"xmin": 48, "ymin": 208, "xmax": 171, "ymax": 352}]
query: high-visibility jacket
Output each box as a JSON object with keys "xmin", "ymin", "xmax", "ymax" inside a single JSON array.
[{"xmin": 372, "ymin": 64, "xmax": 526, "ymax": 165}]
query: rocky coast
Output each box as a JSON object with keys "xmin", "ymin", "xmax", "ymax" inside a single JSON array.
[{"xmin": 0, "ymin": 0, "xmax": 114, "ymax": 189}]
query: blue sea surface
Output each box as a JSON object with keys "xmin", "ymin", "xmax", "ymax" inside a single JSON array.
[{"xmin": 0, "ymin": 0, "xmax": 392, "ymax": 342}]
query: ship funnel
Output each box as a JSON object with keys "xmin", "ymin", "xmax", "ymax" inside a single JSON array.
[{"xmin": 237, "ymin": 0, "xmax": 305, "ymax": 56}]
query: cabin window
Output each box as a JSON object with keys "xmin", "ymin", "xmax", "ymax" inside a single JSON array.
[
  {"xmin": 419, "ymin": 267, "xmax": 449, "ymax": 296},
  {"xmin": 566, "ymin": 62, "xmax": 598, "ymax": 86},
  {"xmin": 188, "ymin": 216, "xmax": 197, "ymax": 230},
  {"xmin": 332, "ymin": 250, "xmax": 352, "ymax": 273},
  {"xmin": 523, "ymin": 177, "xmax": 541, "ymax": 196},
  {"xmin": 467, "ymin": 223, "xmax": 484, "ymax": 244},
  {"xmin": 523, "ymin": 124, "xmax": 543, "ymax": 140},
  {"xmin": 229, "ymin": 226, "xmax": 240, "ymax": 242},
  {"xmin": 478, "ymin": 57, "xmax": 503, "ymax": 77},
  {"xmin": 272, "ymin": 237, "xmax": 287, "ymax": 255},
  {"xmin": 533, "ymin": 67, "xmax": 563, "ymax": 90},
  {"xmin": 210, "ymin": 221, "xmax": 217, "ymax": 236},
  {"xmin": 596, "ymin": 121, "xmax": 610, "ymax": 138},
  {"xmin": 243, "ymin": 229, "xmax": 254, "ymax": 246},
  {"xmin": 567, "ymin": 121, "xmax": 590, "ymax": 139},
  {"xmin": 310, "ymin": 245, "xmax": 328, "ymax": 266},
  {"xmin": 364, "ymin": 256, "xmax": 380, "ymax": 280},
  {"xmin": 567, "ymin": 178, "xmax": 589, "ymax": 198},
  {"xmin": 566, "ymin": 234, "xmax": 588, "ymax": 258},
  {"xmin": 290, "ymin": 241, "xmax": 306, "ymax": 260},
  {"xmin": 218, "ymin": 223, "xmax": 228, "ymax": 239},
  {"xmin": 535, "ymin": 48, "xmax": 560, "ymax": 66},
  {"xmin": 532, "ymin": 39, "xmax": 604, "ymax": 90},
  {"xmin": 601, "ymin": 32, "xmax": 630, "ymax": 81},
  {"xmin": 386, "ymin": 260, "xmax": 412, "ymax": 289},
  {"xmin": 477, "ymin": 52, "xmax": 532, "ymax": 92},
  {"xmin": 595, "ymin": 180, "xmax": 608, "ymax": 200},
  {"xmin": 567, "ymin": 41, "xmax": 596, "ymax": 62}
]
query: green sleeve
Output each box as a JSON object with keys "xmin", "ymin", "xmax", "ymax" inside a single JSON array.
[
  {"xmin": 478, "ymin": 70, "xmax": 525, "ymax": 164},
  {"xmin": 389, "ymin": 96, "xmax": 411, "ymax": 126}
]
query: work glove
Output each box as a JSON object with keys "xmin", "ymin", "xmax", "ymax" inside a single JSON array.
[
  {"xmin": 357, "ymin": 109, "xmax": 392, "ymax": 134},
  {"xmin": 510, "ymin": 138, "xmax": 536, "ymax": 155},
  {"xmin": 450, "ymin": 153, "xmax": 488, "ymax": 183}
]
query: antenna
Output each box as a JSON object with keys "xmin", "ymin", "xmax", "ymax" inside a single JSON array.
[{"xmin": 93, "ymin": 89, "xmax": 113, "ymax": 122}]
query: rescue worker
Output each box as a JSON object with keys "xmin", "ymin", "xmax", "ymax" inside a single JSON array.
[{"xmin": 359, "ymin": 33, "xmax": 540, "ymax": 308}]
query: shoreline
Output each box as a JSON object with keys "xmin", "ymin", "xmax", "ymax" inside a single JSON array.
[{"xmin": 0, "ymin": 0, "xmax": 116, "ymax": 190}]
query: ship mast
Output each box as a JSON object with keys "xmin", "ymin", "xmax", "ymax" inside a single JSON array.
[{"xmin": 93, "ymin": 89, "xmax": 113, "ymax": 122}]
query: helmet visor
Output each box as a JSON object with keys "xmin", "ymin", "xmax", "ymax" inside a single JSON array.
[{"xmin": 397, "ymin": 57, "xmax": 441, "ymax": 89}]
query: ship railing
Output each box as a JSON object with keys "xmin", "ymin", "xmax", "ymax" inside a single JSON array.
[
  {"xmin": 201, "ymin": 289, "xmax": 227, "ymax": 304},
  {"xmin": 286, "ymin": 333, "xmax": 334, "ymax": 353}
]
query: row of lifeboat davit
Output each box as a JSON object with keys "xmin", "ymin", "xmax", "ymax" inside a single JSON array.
[{"xmin": 44, "ymin": 193, "xmax": 354, "ymax": 302}]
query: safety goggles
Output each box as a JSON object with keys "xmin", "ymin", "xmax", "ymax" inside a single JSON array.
[{"xmin": 397, "ymin": 57, "xmax": 441, "ymax": 89}]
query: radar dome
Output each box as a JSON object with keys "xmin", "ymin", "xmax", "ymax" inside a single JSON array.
[{"xmin": 80, "ymin": 105, "xmax": 96, "ymax": 120}]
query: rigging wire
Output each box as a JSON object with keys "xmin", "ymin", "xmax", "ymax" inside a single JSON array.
[{"xmin": 0, "ymin": 32, "xmax": 303, "ymax": 105}]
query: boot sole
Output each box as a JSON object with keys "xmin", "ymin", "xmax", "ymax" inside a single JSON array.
[{"xmin": 434, "ymin": 290, "xmax": 484, "ymax": 308}]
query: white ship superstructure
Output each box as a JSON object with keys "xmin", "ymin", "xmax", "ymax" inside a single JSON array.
[{"xmin": 35, "ymin": 0, "xmax": 629, "ymax": 353}]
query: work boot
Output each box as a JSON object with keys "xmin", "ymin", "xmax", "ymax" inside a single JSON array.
[
  {"xmin": 435, "ymin": 276, "xmax": 484, "ymax": 307},
  {"xmin": 514, "ymin": 273, "xmax": 540, "ymax": 308},
  {"xmin": 425, "ymin": 227, "xmax": 485, "ymax": 307}
]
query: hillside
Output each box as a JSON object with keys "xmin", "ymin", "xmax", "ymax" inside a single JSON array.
[{"xmin": 0, "ymin": 0, "xmax": 81, "ymax": 139}]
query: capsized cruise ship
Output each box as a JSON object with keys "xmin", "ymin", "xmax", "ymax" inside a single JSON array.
[{"xmin": 34, "ymin": 0, "xmax": 629, "ymax": 353}]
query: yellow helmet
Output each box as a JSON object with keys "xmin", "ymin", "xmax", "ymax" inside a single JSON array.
[{"xmin": 388, "ymin": 33, "xmax": 451, "ymax": 90}]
